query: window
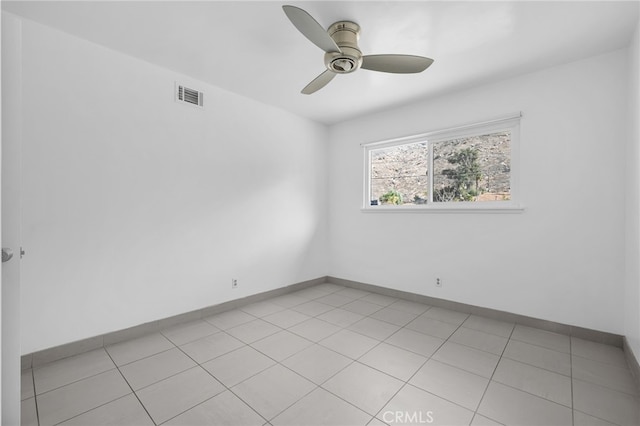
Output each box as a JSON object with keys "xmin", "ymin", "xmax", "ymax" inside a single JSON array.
[{"xmin": 363, "ymin": 113, "xmax": 522, "ymax": 212}]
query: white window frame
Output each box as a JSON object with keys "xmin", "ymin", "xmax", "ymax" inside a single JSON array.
[{"xmin": 362, "ymin": 113, "xmax": 523, "ymax": 213}]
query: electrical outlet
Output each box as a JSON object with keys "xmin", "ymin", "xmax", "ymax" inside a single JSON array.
[
  {"xmin": 231, "ymin": 278, "xmax": 238, "ymax": 289},
  {"xmin": 436, "ymin": 278, "xmax": 442, "ymax": 287}
]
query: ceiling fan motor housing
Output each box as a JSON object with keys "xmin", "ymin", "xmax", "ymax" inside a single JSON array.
[{"xmin": 325, "ymin": 21, "xmax": 362, "ymax": 73}]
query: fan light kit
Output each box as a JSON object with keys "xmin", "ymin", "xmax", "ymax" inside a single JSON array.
[{"xmin": 283, "ymin": 5, "xmax": 434, "ymax": 94}]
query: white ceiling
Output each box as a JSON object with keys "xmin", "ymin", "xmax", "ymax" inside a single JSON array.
[{"xmin": 3, "ymin": 1, "xmax": 639, "ymax": 124}]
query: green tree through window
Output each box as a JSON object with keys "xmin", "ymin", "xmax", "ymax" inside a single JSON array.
[{"xmin": 439, "ymin": 148, "xmax": 482, "ymax": 201}]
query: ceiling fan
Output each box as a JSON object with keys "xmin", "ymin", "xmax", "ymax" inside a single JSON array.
[{"xmin": 283, "ymin": 5, "xmax": 434, "ymax": 94}]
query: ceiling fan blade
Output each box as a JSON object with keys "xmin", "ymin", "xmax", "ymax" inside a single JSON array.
[
  {"xmin": 301, "ymin": 70, "xmax": 336, "ymax": 94},
  {"xmin": 283, "ymin": 5, "xmax": 340, "ymax": 53},
  {"xmin": 361, "ymin": 55, "xmax": 434, "ymax": 74}
]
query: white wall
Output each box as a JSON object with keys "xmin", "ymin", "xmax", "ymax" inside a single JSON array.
[
  {"xmin": 328, "ymin": 49, "xmax": 629, "ymax": 334},
  {"xmin": 625, "ymin": 20, "xmax": 640, "ymax": 360},
  {"xmin": 19, "ymin": 19, "xmax": 328, "ymax": 354}
]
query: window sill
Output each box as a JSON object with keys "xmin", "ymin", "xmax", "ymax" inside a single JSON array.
[{"xmin": 360, "ymin": 204, "xmax": 525, "ymax": 214}]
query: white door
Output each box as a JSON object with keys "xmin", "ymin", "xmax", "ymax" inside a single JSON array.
[{"xmin": 2, "ymin": 12, "xmax": 23, "ymax": 425}]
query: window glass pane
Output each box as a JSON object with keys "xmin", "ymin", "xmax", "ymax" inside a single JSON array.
[
  {"xmin": 432, "ymin": 131, "xmax": 511, "ymax": 202},
  {"xmin": 370, "ymin": 142, "xmax": 428, "ymax": 205}
]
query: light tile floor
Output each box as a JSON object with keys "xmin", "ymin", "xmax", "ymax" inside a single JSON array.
[{"xmin": 21, "ymin": 283, "xmax": 640, "ymax": 425}]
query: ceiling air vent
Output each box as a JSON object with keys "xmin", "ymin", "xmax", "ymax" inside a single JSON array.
[{"xmin": 175, "ymin": 83, "xmax": 204, "ymax": 108}]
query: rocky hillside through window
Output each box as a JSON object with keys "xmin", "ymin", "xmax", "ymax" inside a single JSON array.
[{"xmin": 370, "ymin": 131, "xmax": 511, "ymax": 204}]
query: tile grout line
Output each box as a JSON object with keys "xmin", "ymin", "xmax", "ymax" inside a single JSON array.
[
  {"xmin": 170, "ymin": 299, "xmax": 336, "ymax": 425},
  {"xmin": 307, "ymin": 341, "xmax": 390, "ymax": 422},
  {"xmin": 181, "ymin": 339, "xmax": 271, "ymax": 425},
  {"xmin": 211, "ymin": 386, "xmax": 268, "ymax": 425},
  {"xmin": 32, "ymin": 364, "xmax": 119, "ymax": 399},
  {"xmin": 267, "ymin": 344, "xmax": 361, "ymax": 422},
  {"xmin": 149, "ymin": 337, "xmax": 267, "ymax": 425},
  {"xmin": 468, "ymin": 336, "xmax": 579, "ymax": 420},
  {"xmin": 50, "ymin": 394, "xmax": 148, "ymax": 426},
  {"xmin": 38, "ymin": 363, "xmax": 152, "ymax": 426},
  {"xmin": 158, "ymin": 366, "xmax": 268, "ymax": 426},
  {"xmin": 368, "ymin": 306, "xmax": 463, "ymax": 424},
  {"xmin": 262, "ymin": 290, "xmax": 403, "ymax": 424},
  {"xmin": 395, "ymin": 313, "xmax": 533, "ymax": 423},
  {"xmin": 439, "ymin": 333, "xmax": 507, "ymax": 359},
  {"xmin": 399, "ymin": 312, "xmax": 482, "ymax": 420},
  {"xmin": 571, "ymin": 351, "xmax": 637, "ymax": 371},
  {"xmin": 272, "ymin": 297, "xmax": 375, "ymax": 421},
  {"xmin": 316, "ymin": 377, "xmax": 378, "ymax": 423},
  {"xmin": 442, "ymin": 314, "xmax": 503, "ymax": 423},
  {"xmin": 236, "ymin": 304, "xmax": 345, "ymax": 424},
  {"xmin": 127, "ymin": 360, "xmax": 208, "ymax": 394},
  {"xmin": 470, "ymin": 321, "xmax": 515, "ymax": 425},
  {"xmin": 110, "ymin": 345, "xmax": 176, "ymax": 369},
  {"xmin": 499, "ymin": 348, "xmax": 571, "ymax": 378},
  {"xmin": 570, "ymin": 378, "xmax": 639, "ymax": 425},
  {"xmin": 258, "ymin": 379, "xmax": 318, "ymax": 423},
  {"xmin": 509, "ymin": 334, "xmax": 571, "ymax": 355},
  {"xmin": 33, "ymin": 291, "xmax": 405, "ymax": 424},
  {"xmin": 131, "ymin": 329, "xmax": 266, "ymax": 423},
  {"xmin": 159, "ymin": 322, "xmax": 223, "ymax": 348},
  {"xmin": 571, "ymin": 376, "xmax": 640, "ymax": 398},
  {"xmin": 570, "ymin": 336, "xmax": 574, "ymax": 426},
  {"xmin": 296, "ymin": 296, "xmax": 576, "ymax": 426},
  {"xmin": 30, "ymin": 368, "xmax": 41, "ymax": 426},
  {"xmin": 29, "ymin": 348, "xmax": 121, "ymax": 396},
  {"xmin": 103, "ymin": 346, "xmax": 158, "ymax": 426},
  {"xmin": 36, "ymin": 289, "xmax": 365, "ymax": 423},
  {"xmin": 474, "ymin": 324, "xmax": 606, "ymax": 416}
]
